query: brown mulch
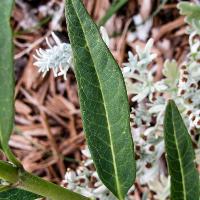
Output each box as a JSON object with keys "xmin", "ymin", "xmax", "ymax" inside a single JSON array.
[{"xmin": 11, "ymin": 0, "xmax": 191, "ymax": 194}]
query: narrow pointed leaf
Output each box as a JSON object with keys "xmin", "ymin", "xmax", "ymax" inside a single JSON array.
[
  {"xmin": 65, "ymin": 0, "xmax": 136, "ymax": 199},
  {"xmin": 0, "ymin": 0, "xmax": 14, "ymax": 143},
  {"xmin": 164, "ymin": 100, "xmax": 199, "ymax": 200},
  {"xmin": 0, "ymin": 1, "xmax": 20, "ymax": 166}
]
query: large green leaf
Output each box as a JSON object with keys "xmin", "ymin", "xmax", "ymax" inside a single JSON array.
[
  {"xmin": 65, "ymin": 0, "xmax": 136, "ymax": 199},
  {"xmin": 0, "ymin": 1, "xmax": 17, "ymax": 162},
  {"xmin": 164, "ymin": 100, "xmax": 199, "ymax": 200},
  {"xmin": 0, "ymin": 189, "xmax": 39, "ymax": 200},
  {"xmin": 0, "ymin": 0, "xmax": 14, "ymax": 143},
  {"xmin": 178, "ymin": 2, "xmax": 200, "ymax": 33}
]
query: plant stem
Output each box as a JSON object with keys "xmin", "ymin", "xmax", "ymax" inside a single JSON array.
[
  {"xmin": 3, "ymin": 145, "xmax": 22, "ymax": 167},
  {"xmin": 0, "ymin": 161, "xmax": 89, "ymax": 200},
  {"xmin": 98, "ymin": 0, "xmax": 128, "ymax": 26},
  {"xmin": 0, "ymin": 161, "xmax": 18, "ymax": 183}
]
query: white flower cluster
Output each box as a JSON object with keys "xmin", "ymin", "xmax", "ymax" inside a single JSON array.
[
  {"xmin": 122, "ymin": 40, "xmax": 167, "ymax": 194},
  {"xmin": 62, "ymin": 148, "xmax": 134, "ymax": 200},
  {"xmin": 33, "ymin": 32, "xmax": 73, "ymax": 80},
  {"xmin": 122, "ymin": 31, "xmax": 200, "ymax": 199},
  {"xmin": 177, "ymin": 32, "xmax": 200, "ymax": 129},
  {"xmin": 122, "ymin": 39, "xmax": 167, "ymax": 103},
  {"xmin": 34, "ymin": 28, "xmax": 109, "ymax": 80}
]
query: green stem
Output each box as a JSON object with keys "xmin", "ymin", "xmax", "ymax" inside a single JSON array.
[
  {"xmin": 0, "ymin": 161, "xmax": 89, "ymax": 200},
  {"xmin": 98, "ymin": 0, "xmax": 128, "ymax": 26},
  {"xmin": 3, "ymin": 145, "xmax": 22, "ymax": 167},
  {"xmin": 0, "ymin": 161, "xmax": 18, "ymax": 183}
]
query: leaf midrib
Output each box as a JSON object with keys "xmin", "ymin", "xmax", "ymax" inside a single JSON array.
[
  {"xmin": 69, "ymin": 0, "xmax": 123, "ymax": 198},
  {"xmin": 171, "ymin": 104, "xmax": 187, "ymax": 200}
]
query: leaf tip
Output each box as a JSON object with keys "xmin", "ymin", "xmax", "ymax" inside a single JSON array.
[{"xmin": 167, "ymin": 99, "xmax": 174, "ymax": 108}]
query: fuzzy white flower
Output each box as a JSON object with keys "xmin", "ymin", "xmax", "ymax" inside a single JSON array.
[
  {"xmin": 123, "ymin": 39, "xmax": 159, "ymax": 102},
  {"xmin": 123, "ymin": 39, "xmax": 156, "ymax": 76},
  {"xmin": 63, "ymin": 148, "xmax": 118, "ymax": 199},
  {"xmin": 63, "ymin": 147, "xmax": 135, "ymax": 200},
  {"xmin": 33, "ymin": 32, "xmax": 73, "ymax": 80},
  {"xmin": 34, "ymin": 27, "xmax": 110, "ymax": 80}
]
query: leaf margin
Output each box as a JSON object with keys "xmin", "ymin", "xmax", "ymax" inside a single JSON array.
[
  {"xmin": 164, "ymin": 100, "xmax": 199, "ymax": 200},
  {"xmin": 65, "ymin": 0, "xmax": 136, "ymax": 198}
]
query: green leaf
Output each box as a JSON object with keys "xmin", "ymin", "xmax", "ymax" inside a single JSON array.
[
  {"xmin": 0, "ymin": 0, "xmax": 14, "ymax": 144},
  {"xmin": 0, "ymin": 189, "xmax": 40, "ymax": 200},
  {"xmin": 164, "ymin": 100, "xmax": 199, "ymax": 200},
  {"xmin": 0, "ymin": 1, "xmax": 20, "ymax": 166},
  {"xmin": 65, "ymin": 0, "xmax": 136, "ymax": 199},
  {"xmin": 177, "ymin": 2, "xmax": 200, "ymax": 33}
]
